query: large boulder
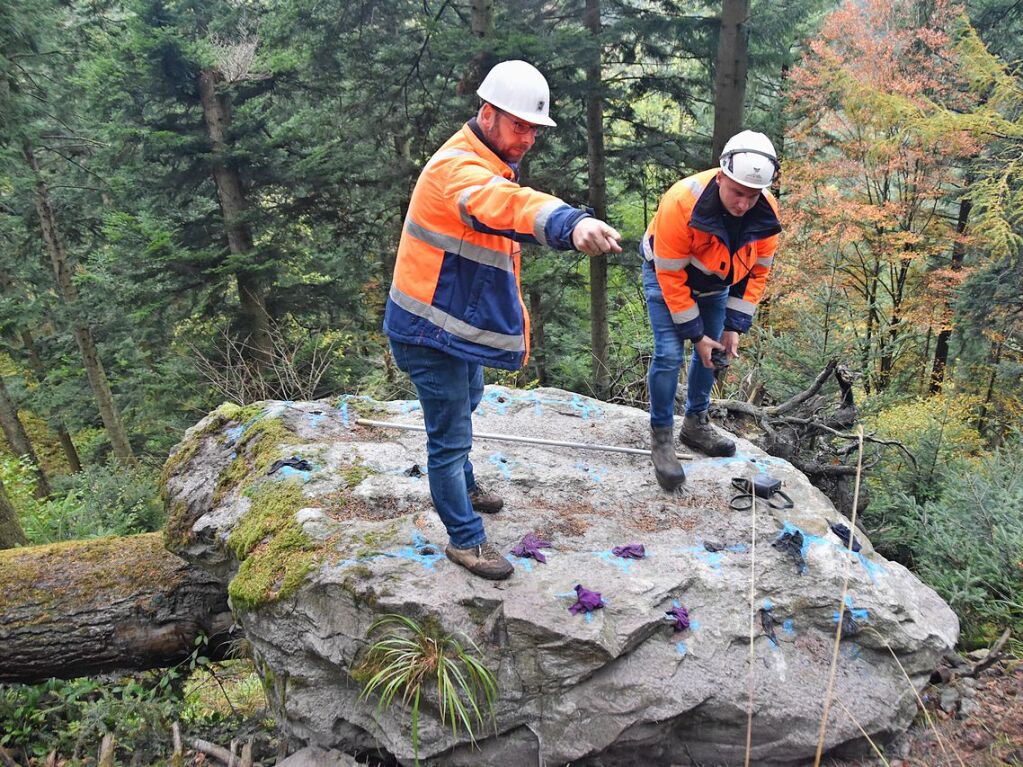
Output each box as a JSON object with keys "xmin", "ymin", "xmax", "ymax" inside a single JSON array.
[{"xmin": 163, "ymin": 387, "xmax": 957, "ymax": 766}]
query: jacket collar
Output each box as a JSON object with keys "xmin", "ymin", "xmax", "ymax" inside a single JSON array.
[
  {"xmin": 466, "ymin": 118, "xmax": 519, "ymax": 180},
  {"xmin": 690, "ymin": 175, "xmax": 781, "ymax": 253}
]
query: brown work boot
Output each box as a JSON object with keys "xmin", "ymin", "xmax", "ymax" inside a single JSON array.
[
  {"xmin": 468, "ymin": 483, "xmax": 504, "ymax": 514},
  {"xmin": 678, "ymin": 411, "xmax": 736, "ymax": 457},
  {"xmin": 445, "ymin": 542, "xmax": 514, "ymax": 580},
  {"xmin": 651, "ymin": 426, "xmax": 686, "ymax": 491}
]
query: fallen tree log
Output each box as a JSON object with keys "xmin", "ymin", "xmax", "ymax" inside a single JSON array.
[
  {"xmin": 714, "ymin": 360, "xmax": 913, "ymax": 514},
  {"xmin": 0, "ymin": 533, "xmax": 232, "ymax": 684}
]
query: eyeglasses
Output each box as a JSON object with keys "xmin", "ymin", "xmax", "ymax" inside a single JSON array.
[{"xmin": 496, "ymin": 109, "xmax": 543, "ymax": 136}]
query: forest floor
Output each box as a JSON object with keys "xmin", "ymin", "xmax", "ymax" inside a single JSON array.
[{"xmin": 834, "ymin": 657, "xmax": 1023, "ymax": 767}]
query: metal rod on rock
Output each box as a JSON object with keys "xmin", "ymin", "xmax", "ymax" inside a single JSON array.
[{"xmin": 355, "ymin": 418, "xmax": 694, "ymax": 460}]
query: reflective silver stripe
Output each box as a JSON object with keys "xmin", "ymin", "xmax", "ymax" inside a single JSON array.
[
  {"xmin": 682, "ymin": 177, "xmax": 707, "ymax": 197},
  {"xmin": 641, "ymin": 235, "xmax": 654, "ymax": 261},
  {"xmin": 424, "ymin": 148, "xmax": 475, "ymax": 171},
  {"xmin": 457, "ymin": 176, "xmax": 510, "ymax": 228},
  {"xmin": 691, "ymin": 287, "xmax": 728, "ymax": 298},
  {"xmin": 671, "ymin": 305, "xmax": 700, "ymax": 323},
  {"xmin": 756, "ymin": 256, "xmax": 774, "ymax": 267},
  {"xmin": 532, "ymin": 200, "xmax": 564, "ymax": 246},
  {"xmin": 653, "ymin": 256, "xmax": 689, "ymax": 272},
  {"xmin": 390, "ymin": 285, "xmax": 525, "ymax": 352},
  {"xmin": 404, "ymin": 216, "xmax": 512, "ymax": 272},
  {"xmin": 727, "ymin": 297, "xmax": 756, "ymax": 315}
]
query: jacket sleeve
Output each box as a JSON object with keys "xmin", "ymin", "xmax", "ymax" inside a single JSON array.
[
  {"xmin": 446, "ymin": 161, "xmax": 589, "ymax": 251},
  {"xmin": 725, "ymin": 232, "xmax": 777, "ymax": 333},
  {"xmin": 649, "ymin": 194, "xmax": 703, "ymax": 341}
]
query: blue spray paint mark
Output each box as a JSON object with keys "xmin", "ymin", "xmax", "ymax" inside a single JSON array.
[
  {"xmin": 276, "ymin": 466, "xmax": 312, "ymax": 482},
  {"xmin": 489, "ymin": 453, "xmax": 516, "ymax": 479},
  {"xmin": 782, "ymin": 619, "xmax": 795, "ymax": 637},
  {"xmin": 763, "ymin": 598, "xmax": 774, "ymax": 610},
  {"xmin": 833, "ymin": 596, "xmax": 869, "ymax": 625},
  {"xmin": 224, "ymin": 425, "xmax": 246, "ymax": 446},
  {"xmin": 305, "ymin": 412, "xmax": 326, "ymax": 428},
  {"xmin": 576, "ymin": 462, "xmax": 608, "ymax": 483},
  {"xmin": 689, "ymin": 619, "xmax": 701, "ymax": 631},
  {"xmin": 380, "ymin": 533, "xmax": 446, "ymax": 570},
  {"xmin": 338, "ymin": 401, "xmax": 351, "ymax": 427},
  {"xmin": 480, "ymin": 390, "xmax": 511, "ymax": 415},
  {"xmin": 510, "ymin": 555, "xmax": 534, "ymax": 573},
  {"xmin": 569, "ymin": 394, "xmax": 604, "ymax": 420},
  {"xmin": 688, "ymin": 543, "xmax": 742, "ymax": 571},
  {"xmin": 596, "ymin": 549, "xmax": 641, "ymax": 574},
  {"xmin": 399, "ymin": 400, "xmax": 422, "ymax": 413},
  {"xmin": 526, "ymin": 390, "xmax": 546, "ymax": 416},
  {"xmin": 676, "ymin": 641, "xmax": 688, "ymax": 656}
]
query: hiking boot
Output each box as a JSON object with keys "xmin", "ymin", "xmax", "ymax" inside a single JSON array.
[
  {"xmin": 468, "ymin": 484, "xmax": 504, "ymax": 514},
  {"xmin": 445, "ymin": 542, "xmax": 514, "ymax": 580},
  {"xmin": 651, "ymin": 426, "xmax": 686, "ymax": 492},
  {"xmin": 678, "ymin": 411, "xmax": 736, "ymax": 457}
]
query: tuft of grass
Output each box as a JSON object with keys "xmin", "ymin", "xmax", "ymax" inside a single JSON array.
[{"xmin": 354, "ymin": 614, "xmax": 497, "ymax": 765}]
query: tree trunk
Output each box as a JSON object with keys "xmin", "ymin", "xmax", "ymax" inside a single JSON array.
[
  {"xmin": 529, "ymin": 284, "xmax": 549, "ymax": 386},
  {"xmin": 197, "ymin": 69, "xmax": 273, "ymax": 363},
  {"xmin": 584, "ymin": 0, "xmax": 610, "ymax": 399},
  {"xmin": 930, "ymin": 188, "xmax": 972, "ymax": 392},
  {"xmin": 0, "ymin": 478, "xmax": 28, "ymax": 549},
  {"xmin": 711, "ymin": 0, "xmax": 751, "ymax": 162},
  {"xmin": 458, "ymin": 0, "xmax": 495, "ymax": 95},
  {"xmin": 0, "ymin": 376, "xmax": 51, "ymax": 498},
  {"xmin": 0, "ymin": 533, "xmax": 233, "ymax": 684},
  {"xmin": 19, "ymin": 328, "xmax": 82, "ymax": 472},
  {"xmin": 22, "ymin": 142, "xmax": 135, "ymax": 464}
]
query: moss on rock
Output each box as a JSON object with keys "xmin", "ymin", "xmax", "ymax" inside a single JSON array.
[
  {"xmin": 214, "ymin": 415, "xmax": 291, "ymax": 504},
  {"xmin": 227, "ymin": 481, "xmax": 321, "ymax": 610}
]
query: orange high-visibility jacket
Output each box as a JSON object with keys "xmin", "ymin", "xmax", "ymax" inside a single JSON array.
[
  {"xmin": 642, "ymin": 168, "xmax": 781, "ymax": 340},
  {"xmin": 384, "ymin": 121, "xmax": 588, "ymax": 370}
]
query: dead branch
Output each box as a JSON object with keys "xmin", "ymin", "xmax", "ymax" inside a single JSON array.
[
  {"xmin": 766, "ymin": 359, "xmax": 839, "ymax": 416},
  {"xmin": 965, "ymin": 629, "xmax": 1012, "ymax": 678},
  {"xmin": 192, "ymin": 739, "xmax": 234, "ymax": 765}
]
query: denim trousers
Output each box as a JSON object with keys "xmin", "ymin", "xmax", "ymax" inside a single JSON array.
[
  {"xmin": 642, "ymin": 259, "xmax": 728, "ymax": 428},
  {"xmin": 390, "ymin": 340, "xmax": 486, "ymax": 549}
]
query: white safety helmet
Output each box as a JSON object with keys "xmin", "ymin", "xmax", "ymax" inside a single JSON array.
[
  {"xmin": 719, "ymin": 130, "xmax": 778, "ymax": 189},
  {"xmin": 476, "ymin": 60, "xmax": 557, "ymax": 127}
]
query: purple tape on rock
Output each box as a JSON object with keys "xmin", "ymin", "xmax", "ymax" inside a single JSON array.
[
  {"xmin": 612, "ymin": 544, "xmax": 646, "ymax": 559},
  {"xmin": 666, "ymin": 605, "xmax": 690, "ymax": 632},
  {"xmin": 569, "ymin": 584, "xmax": 605, "ymax": 615},
  {"xmin": 512, "ymin": 533, "xmax": 553, "ymax": 563}
]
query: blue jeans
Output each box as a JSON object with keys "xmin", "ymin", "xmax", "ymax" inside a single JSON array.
[
  {"xmin": 390, "ymin": 340, "xmax": 486, "ymax": 549},
  {"xmin": 642, "ymin": 259, "xmax": 728, "ymax": 428}
]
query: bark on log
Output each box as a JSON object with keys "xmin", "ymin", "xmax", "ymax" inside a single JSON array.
[{"xmin": 0, "ymin": 533, "xmax": 232, "ymax": 684}]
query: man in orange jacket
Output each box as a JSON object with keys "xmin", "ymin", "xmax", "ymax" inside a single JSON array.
[
  {"xmin": 383, "ymin": 60, "xmax": 622, "ymax": 579},
  {"xmin": 641, "ymin": 131, "xmax": 782, "ymax": 491}
]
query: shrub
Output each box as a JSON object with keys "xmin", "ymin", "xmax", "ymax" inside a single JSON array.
[
  {"xmin": 20, "ymin": 460, "xmax": 164, "ymax": 544},
  {"xmin": 908, "ymin": 438, "xmax": 1023, "ymax": 647}
]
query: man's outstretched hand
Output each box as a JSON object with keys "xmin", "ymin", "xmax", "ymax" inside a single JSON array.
[{"xmin": 572, "ymin": 218, "xmax": 623, "ymax": 256}]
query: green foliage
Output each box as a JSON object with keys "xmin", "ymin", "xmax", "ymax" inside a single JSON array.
[
  {"xmin": 0, "ymin": 675, "xmax": 178, "ymax": 762},
  {"xmin": 0, "ymin": 656, "xmax": 269, "ymax": 764},
  {"xmin": 355, "ymin": 613, "xmax": 497, "ymax": 765},
  {"xmin": 904, "ymin": 438, "xmax": 1023, "ymax": 645},
  {"xmin": 10, "ymin": 459, "xmax": 165, "ymax": 544}
]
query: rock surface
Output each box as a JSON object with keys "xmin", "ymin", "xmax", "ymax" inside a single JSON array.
[{"xmin": 163, "ymin": 387, "xmax": 958, "ymax": 766}]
